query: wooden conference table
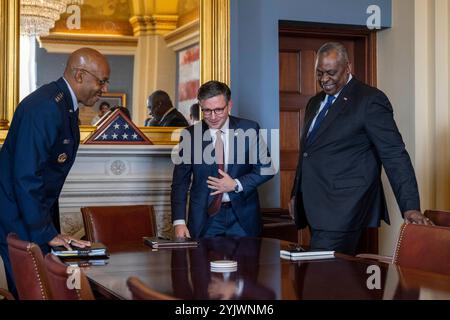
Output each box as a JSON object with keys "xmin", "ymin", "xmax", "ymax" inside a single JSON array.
[{"xmin": 83, "ymin": 237, "xmax": 450, "ymax": 300}]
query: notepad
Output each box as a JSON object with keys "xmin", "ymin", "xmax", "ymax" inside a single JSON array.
[
  {"xmin": 64, "ymin": 258, "xmax": 109, "ymax": 267},
  {"xmin": 143, "ymin": 237, "xmax": 199, "ymax": 249},
  {"xmin": 280, "ymin": 248, "xmax": 335, "ymax": 260}
]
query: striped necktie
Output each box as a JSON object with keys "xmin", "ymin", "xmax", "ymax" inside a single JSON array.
[{"xmin": 208, "ymin": 130, "xmax": 224, "ymax": 216}]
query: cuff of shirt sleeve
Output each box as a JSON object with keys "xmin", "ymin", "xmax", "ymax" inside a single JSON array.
[
  {"xmin": 234, "ymin": 179, "xmax": 243, "ymax": 193},
  {"xmin": 235, "ymin": 279, "xmax": 244, "ymax": 297},
  {"xmin": 173, "ymin": 219, "xmax": 186, "ymax": 226}
]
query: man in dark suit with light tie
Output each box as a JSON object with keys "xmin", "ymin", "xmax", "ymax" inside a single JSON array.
[
  {"xmin": 0, "ymin": 48, "xmax": 109, "ymax": 292},
  {"xmin": 171, "ymin": 81, "xmax": 274, "ymax": 239},
  {"xmin": 146, "ymin": 90, "xmax": 189, "ymax": 127},
  {"xmin": 290, "ymin": 42, "xmax": 433, "ymax": 255}
]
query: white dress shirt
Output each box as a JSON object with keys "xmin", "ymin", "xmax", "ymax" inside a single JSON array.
[{"xmin": 307, "ymin": 74, "xmax": 352, "ymax": 135}]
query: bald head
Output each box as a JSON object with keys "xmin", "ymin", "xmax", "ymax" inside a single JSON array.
[
  {"xmin": 64, "ymin": 48, "xmax": 110, "ymax": 107},
  {"xmin": 64, "ymin": 48, "xmax": 109, "ymax": 78}
]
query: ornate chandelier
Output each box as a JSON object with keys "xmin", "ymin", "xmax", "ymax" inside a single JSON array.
[{"xmin": 20, "ymin": 0, "xmax": 73, "ymax": 36}]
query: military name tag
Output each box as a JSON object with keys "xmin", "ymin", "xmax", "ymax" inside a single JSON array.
[
  {"xmin": 63, "ymin": 139, "xmax": 71, "ymax": 144},
  {"xmin": 57, "ymin": 153, "xmax": 68, "ymax": 163}
]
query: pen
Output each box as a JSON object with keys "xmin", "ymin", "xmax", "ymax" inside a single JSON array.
[{"xmin": 288, "ymin": 243, "xmax": 306, "ymax": 252}]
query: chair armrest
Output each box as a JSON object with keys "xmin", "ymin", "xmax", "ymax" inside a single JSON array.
[
  {"xmin": 0, "ymin": 288, "xmax": 15, "ymax": 300},
  {"xmin": 356, "ymin": 253, "xmax": 393, "ymax": 264}
]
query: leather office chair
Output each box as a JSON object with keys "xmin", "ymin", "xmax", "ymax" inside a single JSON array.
[
  {"xmin": 357, "ymin": 222, "xmax": 450, "ymax": 273},
  {"xmin": 44, "ymin": 254, "xmax": 95, "ymax": 300},
  {"xmin": 6, "ymin": 233, "xmax": 52, "ymax": 300},
  {"xmin": 127, "ymin": 276, "xmax": 176, "ymax": 300},
  {"xmin": 424, "ymin": 209, "xmax": 450, "ymax": 227},
  {"xmin": 392, "ymin": 223, "xmax": 450, "ymax": 276},
  {"xmin": 261, "ymin": 208, "xmax": 299, "ymax": 243},
  {"xmin": 81, "ymin": 205, "xmax": 157, "ymax": 247}
]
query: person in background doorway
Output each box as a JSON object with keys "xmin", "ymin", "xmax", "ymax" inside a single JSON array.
[{"xmin": 146, "ymin": 90, "xmax": 189, "ymax": 127}]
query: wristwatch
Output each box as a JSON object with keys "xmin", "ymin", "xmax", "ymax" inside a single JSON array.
[{"xmin": 234, "ymin": 180, "xmax": 239, "ymax": 193}]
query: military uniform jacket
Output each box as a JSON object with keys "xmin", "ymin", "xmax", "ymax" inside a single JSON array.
[{"xmin": 0, "ymin": 77, "xmax": 80, "ymax": 246}]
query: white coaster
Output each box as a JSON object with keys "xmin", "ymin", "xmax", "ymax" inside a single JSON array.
[
  {"xmin": 211, "ymin": 266, "xmax": 238, "ymax": 273},
  {"xmin": 210, "ymin": 260, "xmax": 238, "ymax": 269}
]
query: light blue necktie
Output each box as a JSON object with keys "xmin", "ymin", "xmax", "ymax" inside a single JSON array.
[{"xmin": 307, "ymin": 95, "xmax": 336, "ymax": 144}]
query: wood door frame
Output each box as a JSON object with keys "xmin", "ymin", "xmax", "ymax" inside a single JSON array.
[
  {"xmin": 274, "ymin": 21, "xmax": 379, "ymax": 253},
  {"xmin": 279, "ymin": 21, "xmax": 377, "ymax": 86}
]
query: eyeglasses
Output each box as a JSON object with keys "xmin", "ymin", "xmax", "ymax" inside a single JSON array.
[
  {"xmin": 201, "ymin": 105, "xmax": 227, "ymax": 116},
  {"xmin": 75, "ymin": 68, "xmax": 110, "ymax": 86}
]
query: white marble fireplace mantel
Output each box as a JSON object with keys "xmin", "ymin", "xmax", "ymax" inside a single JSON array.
[{"xmin": 59, "ymin": 144, "xmax": 176, "ymax": 239}]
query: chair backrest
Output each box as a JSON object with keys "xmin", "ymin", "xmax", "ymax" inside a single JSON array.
[
  {"xmin": 6, "ymin": 233, "xmax": 52, "ymax": 300},
  {"xmin": 393, "ymin": 223, "xmax": 450, "ymax": 276},
  {"xmin": 424, "ymin": 210, "xmax": 450, "ymax": 227},
  {"xmin": 127, "ymin": 276, "xmax": 176, "ymax": 300},
  {"xmin": 44, "ymin": 254, "xmax": 94, "ymax": 300},
  {"xmin": 81, "ymin": 205, "xmax": 157, "ymax": 247}
]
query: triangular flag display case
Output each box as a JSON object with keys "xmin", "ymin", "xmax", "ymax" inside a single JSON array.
[{"xmin": 84, "ymin": 109, "xmax": 153, "ymax": 145}]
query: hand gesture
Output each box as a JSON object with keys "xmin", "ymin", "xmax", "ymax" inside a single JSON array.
[{"xmin": 207, "ymin": 169, "xmax": 237, "ymax": 195}]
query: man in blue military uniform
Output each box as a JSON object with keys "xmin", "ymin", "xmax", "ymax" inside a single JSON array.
[{"xmin": 0, "ymin": 48, "xmax": 110, "ymax": 293}]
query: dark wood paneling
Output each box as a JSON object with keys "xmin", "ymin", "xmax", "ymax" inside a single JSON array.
[
  {"xmin": 280, "ymin": 111, "xmax": 300, "ymax": 151},
  {"xmin": 280, "ymin": 94, "xmax": 312, "ymax": 110},
  {"xmin": 300, "ymin": 50, "xmax": 317, "ymax": 96},
  {"xmin": 280, "ymin": 171, "xmax": 295, "ymax": 210},
  {"xmin": 261, "ymin": 208, "xmax": 298, "ymax": 243},
  {"xmin": 280, "ymin": 151, "xmax": 299, "ymax": 170},
  {"xmin": 279, "ymin": 51, "xmax": 300, "ymax": 93}
]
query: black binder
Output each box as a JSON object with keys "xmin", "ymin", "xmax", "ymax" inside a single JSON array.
[{"xmin": 51, "ymin": 242, "xmax": 109, "ymax": 258}]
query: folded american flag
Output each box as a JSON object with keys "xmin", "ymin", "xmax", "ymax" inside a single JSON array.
[{"xmin": 85, "ymin": 108, "xmax": 152, "ymax": 144}]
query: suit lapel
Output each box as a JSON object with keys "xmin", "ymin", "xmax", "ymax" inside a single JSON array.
[
  {"xmin": 160, "ymin": 109, "xmax": 174, "ymax": 126},
  {"xmin": 307, "ymin": 78, "xmax": 356, "ymax": 146},
  {"xmin": 227, "ymin": 116, "xmax": 239, "ymax": 176}
]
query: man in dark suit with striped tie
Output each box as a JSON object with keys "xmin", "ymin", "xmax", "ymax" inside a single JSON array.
[
  {"xmin": 290, "ymin": 42, "xmax": 433, "ymax": 255},
  {"xmin": 171, "ymin": 81, "xmax": 274, "ymax": 239}
]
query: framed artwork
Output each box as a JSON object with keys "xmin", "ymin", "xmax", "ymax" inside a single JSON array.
[
  {"xmin": 176, "ymin": 43, "xmax": 200, "ymax": 121},
  {"xmin": 79, "ymin": 92, "xmax": 127, "ymax": 125}
]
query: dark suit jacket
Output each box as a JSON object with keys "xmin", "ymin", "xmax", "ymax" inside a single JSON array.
[
  {"xmin": 159, "ymin": 108, "xmax": 189, "ymax": 127},
  {"xmin": 0, "ymin": 78, "xmax": 80, "ymax": 248},
  {"xmin": 291, "ymin": 77, "xmax": 420, "ymax": 232},
  {"xmin": 171, "ymin": 116, "xmax": 274, "ymax": 238}
]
